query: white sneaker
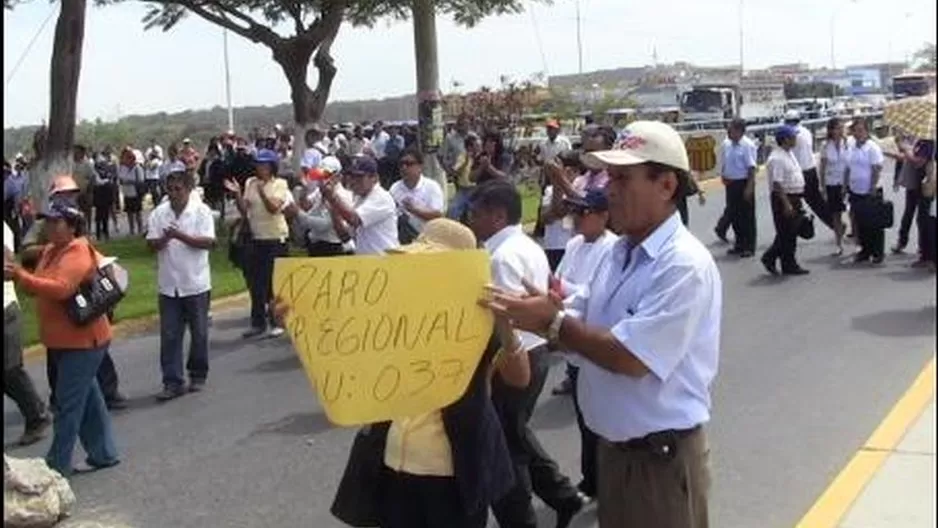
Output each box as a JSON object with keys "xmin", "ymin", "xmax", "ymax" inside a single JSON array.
[{"xmin": 266, "ymin": 327, "xmax": 285, "ymax": 338}]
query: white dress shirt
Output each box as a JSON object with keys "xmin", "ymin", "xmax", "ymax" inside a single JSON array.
[
  {"xmin": 556, "ymin": 231, "xmax": 618, "ymax": 301},
  {"xmin": 541, "ymin": 186, "xmax": 575, "ymax": 250},
  {"xmin": 821, "ymin": 140, "xmax": 850, "ymax": 187},
  {"xmin": 568, "ymin": 213, "xmax": 722, "ymax": 442},
  {"xmin": 296, "ymin": 184, "xmax": 354, "ymax": 245},
  {"xmin": 792, "ymin": 125, "xmax": 817, "ymax": 171},
  {"xmin": 847, "ymin": 139, "xmax": 885, "ymax": 196},
  {"xmin": 538, "ymin": 136, "xmax": 573, "ymax": 163},
  {"xmin": 389, "ymin": 176, "xmax": 445, "ymax": 233},
  {"xmin": 767, "ymin": 147, "xmax": 805, "ymax": 194},
  {"xmin": 719, "ymin": 137, "xmax": 758, "ymax": 180},
  {"xmin": 146, "ymin": 195, "xmax": 216, "ymax": 297},
  {"xmin": 484, "ymin": 224, "xmax": 551, "ymax": 352},
  {"xmin": 352, "ymin": 186, "xmax": 399, "ymax": 255}
]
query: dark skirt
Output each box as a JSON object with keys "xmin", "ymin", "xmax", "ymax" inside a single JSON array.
[
  {"xmin": 826, "ymin": 184, "xmax": 846, "ymax": 213},
  {"xmin": 124, "ymin": 195, "xmax": 142, "ymax": 213}
]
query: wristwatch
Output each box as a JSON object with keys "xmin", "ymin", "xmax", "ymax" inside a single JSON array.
[{"xmin": 547, "ymin": 310, "xmax": 566, "ymax": 343}]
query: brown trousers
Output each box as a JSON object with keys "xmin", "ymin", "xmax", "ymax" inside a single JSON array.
[{"xmin": 597, "ymin": 427, "xmax": 710, "ymax": 528}]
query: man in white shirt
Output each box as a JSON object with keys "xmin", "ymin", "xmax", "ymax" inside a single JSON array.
[
  {"xmin": 762, "ymin": 125, "xmax": 809, "ymax": 275},
  {"xmin": 483, "ymin": 121, "xmax": 722, "ymax": 528},
  {"xmin": 440, "ymin": 115, "xmax": 470, "ymax": 182},
  {"xmin": 286, "ymin": 156, "xmax": 355, "ymax": 256},
  {"xmin": 3, "ymin": 221, "xmax": 51, "ymax": 445},
  {"xmin": 145, "ymin": 139, "xmax": 164, "ymax": 162},
  {"xmin": 553, "ymin": 189, "xmax": 617, "ymax": 500},
  {"xmin": 468, "ymin": 180, "xmax": 588, "ymax": 528},
  {"xmin": 845, "ymin": 118, "xmax": 887, "ymax": 263},
  {"xmin": 323, "ymin": 155, "xmax": 399, "ymax": 255},
  {"xmin": 388, "ymin": 149, "xmax": 445, "ymax": 241},
  {"xmin": 146, "ymin": 164, "xmax": 217, "ymax": 400},
  {"xmin": 538, "ymin": 119, "xmax": 573, "ymax": 164},
  {"xmin": 717, "ymin": 119, "xmax": 759, "ymax": 257},
  {"xmin": 348, "ymin": 126, "xmax": 370, "ymax": 157},
  {"xmin": 784, "ymin": 110, "xmax": 833, "ymax": 229},
  {"xmin": 369, "ymin": 121, "xmax": 391, "ymax": 160}
]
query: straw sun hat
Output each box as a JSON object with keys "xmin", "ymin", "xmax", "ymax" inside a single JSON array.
[{"xmin": 388, "ymin": 218, "xmax": 478, "ymax": 254}]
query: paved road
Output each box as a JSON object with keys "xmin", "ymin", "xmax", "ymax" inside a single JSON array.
[{"xmin": 5, "ymin": 160, "xmax": 936, "ymax": 528}]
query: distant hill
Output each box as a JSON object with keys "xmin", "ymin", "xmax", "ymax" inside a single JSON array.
[{"xmin": 3, "ymin": 93, "xmax": 420, "ymax": 158}]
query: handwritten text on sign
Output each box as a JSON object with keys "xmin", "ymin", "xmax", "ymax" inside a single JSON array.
[{"xmin": 273, "ymin": 251, "xmax": 493, "ymax": 426}]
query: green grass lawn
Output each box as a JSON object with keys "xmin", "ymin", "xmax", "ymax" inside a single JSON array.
[
  {"xmin": 445, "ymin": 182, "xmax": 542, "ymax": 225},
  {"xmin": 16, "ymin": 235, "xmax": 247, "ymax": 347},
  {"xmin": 17, "ymin": 185, "xmax": 542, "ymax": 347}
]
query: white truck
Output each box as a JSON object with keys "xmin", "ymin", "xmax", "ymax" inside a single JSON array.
[{"xmin": 678, "ymin": 82, "xmax": 787, "ymax": 127}]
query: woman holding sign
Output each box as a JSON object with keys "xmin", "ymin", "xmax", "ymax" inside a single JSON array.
[{"xmin": 286, "ymin": 219, "xmax": 530, "ymax": 528}]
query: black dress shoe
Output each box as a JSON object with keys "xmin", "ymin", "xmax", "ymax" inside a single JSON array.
[
  {"xmin": 554, "ymin": 492, "xmax": 590, "ymax": 528},
  {"xmin": 714, "ymin": 228, "xmax": 728, "ymax": 243},
  {"xmin": 782, "ymin": 267, "xmax": 810, "ymax": 276},
  {"xmin": 761, "ymin": 254, "xmax": 779, "ymax": 275},
  {"xmin": 739, "ymin": 250, "xmax": 754, "ymax": 258},
  {"xmin": 106, "ymin": 392, "xmax": 128, "ymax": 410}
]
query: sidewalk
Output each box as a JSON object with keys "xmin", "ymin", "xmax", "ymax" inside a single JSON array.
[{"xmin": 838, "ymin": 396, "xmax": 936, "ymax": 528}]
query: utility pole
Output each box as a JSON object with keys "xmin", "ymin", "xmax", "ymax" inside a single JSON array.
[
  {"xmin": 223, "ymin": 29, "xmax": 234, "ymax": 132},
  {"xmin": 575, "ymin": 0, "xmax": 583, "ymax": 74},
  {"xmin": 738, "ymin": 0, "xmax": 745, "ymax": 79},
  {"xmin": 412, "ymin": 0, "xmax": 446, "ymax": 204}
]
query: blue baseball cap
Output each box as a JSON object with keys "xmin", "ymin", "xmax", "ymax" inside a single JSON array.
[
  {"xmin": 37, "ymin": 196, "xmax": 83, "ymax": 221},
  {"xmin": 253, "ymin": 148, "xmax": 280, "ymax": 164},
  {"xmin": 348, "ymin": 155, "xmax": 379, "ymax": 176},
  {"xmin": 775, "ymin": 125, "xmax": 799, "ymax": 143},
  {"xmin": 564, "ymin": 189, "xmax": 609, "ymax": 212}
]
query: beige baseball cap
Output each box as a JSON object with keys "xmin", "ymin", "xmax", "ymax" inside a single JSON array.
[{"xmin": 582, "ymin": 120, "xmax": 690, "ymax": 173}]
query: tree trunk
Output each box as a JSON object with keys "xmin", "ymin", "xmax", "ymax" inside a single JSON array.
[
  {"xmin": 30, "ymin": 0, "xmax": 86, "ymax": 209},
  {"xmin": 272, "ymin": 31, "xmax": 339, "ymax": 176}
]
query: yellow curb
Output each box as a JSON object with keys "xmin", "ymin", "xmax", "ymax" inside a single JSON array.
[
  {"xmin": 794, "ymin": 356, "xmax": 936, "ymax": 528},
  {"xmin": 22, "ymin": 291, "xmax": 250, "ymax": 365}
]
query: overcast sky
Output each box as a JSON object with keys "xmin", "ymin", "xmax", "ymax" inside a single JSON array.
[{"xmin": 3, "ymin": 0, "xmax": 935, "ymax": 127}]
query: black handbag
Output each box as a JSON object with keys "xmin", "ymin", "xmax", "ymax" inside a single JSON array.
[
  {"xmin": 871, "ymin": 198, "xmax": 895, "ymax": 230},
  {"xmin": 855, "ymin": 194, "xmax": 895, "ymax": 230},
  {"xmin": 65, "ymin": 246, "xmax": 125, "ymax": 326},
  {"xmin": 330, "ymin": 422, "xmax": 390, "ymax": 527},
  {"xmin": 227, "ymin": 218, "xmax": 253, "ymax": 271},
  {"xmin": 797, "ymin": 213, "xmax": 815, "ymax": 240},
  {"xmin": 397, "ymin": 214, "xmax": 420, "ymax": 245}
]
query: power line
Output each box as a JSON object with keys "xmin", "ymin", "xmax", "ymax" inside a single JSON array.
[
  {"xmin": 526, "ymin": 2, "xmax": 549, "ymax": 76},
  {"xmin": 4, "ymin": 3, "xmax": 57, "ymax": 89}
]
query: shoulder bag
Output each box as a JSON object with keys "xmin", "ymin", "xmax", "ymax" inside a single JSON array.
[{"xmin": 64, "ymin": 244, "xmax": 126, "ymax": 326}]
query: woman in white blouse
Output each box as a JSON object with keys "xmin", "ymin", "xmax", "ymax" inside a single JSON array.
[{"xmin": 819, "ymin": 117, "xmax": 850, "ymax": 255}]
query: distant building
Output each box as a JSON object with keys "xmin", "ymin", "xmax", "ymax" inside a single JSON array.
[
  {"xmin": 844, "ymin": 62, "xmax": 907, "ymax": 92},
  {"xmin": 844, "ymin": 68, "xmax": 883, "ymax": 95}
]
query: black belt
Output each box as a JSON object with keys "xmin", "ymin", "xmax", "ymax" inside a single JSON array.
[{"xmin": 609, "ymin": 425, "xmax": 701, "ymax": 459}]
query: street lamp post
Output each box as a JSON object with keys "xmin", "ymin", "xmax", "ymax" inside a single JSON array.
[{"xmin": 829, "ymin": 0, "xmax": 858, "ymax": 69}]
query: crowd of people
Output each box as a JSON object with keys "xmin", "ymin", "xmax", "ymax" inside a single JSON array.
[{"xmin": 2, "ymin": 107, "xmax": 936, "ymax": 528}]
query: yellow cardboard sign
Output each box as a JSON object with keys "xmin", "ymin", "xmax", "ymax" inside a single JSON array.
[{"xmin": 272, "ymin": 251, "xmax": 493, "ymax": 427}]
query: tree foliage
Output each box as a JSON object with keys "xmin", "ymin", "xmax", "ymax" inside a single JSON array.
[
  {"xmin": 913, "ymin": 42, "xmax": 936, "ymax": 72},
  {"xmin": 93, "ymin": 0, "xmax": 543, "ymax": 129}
]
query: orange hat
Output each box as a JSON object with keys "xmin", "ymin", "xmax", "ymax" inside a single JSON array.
[
  {"xmin": 305, "ymin": 167, "xmax": 328, "ymax": 182},
  {"xmin": 546, "ymin": 119, "xmax": 561, "ymax": 129},
  {"xmin": 49, "ymin": 174, "xmax": 80, "ymax": 195}
]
